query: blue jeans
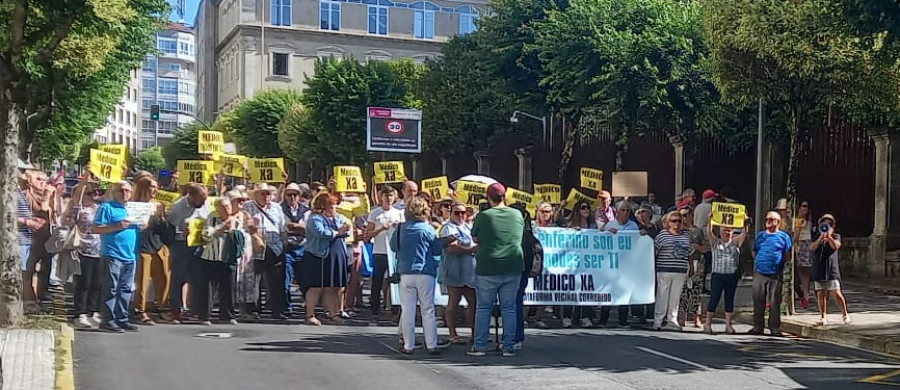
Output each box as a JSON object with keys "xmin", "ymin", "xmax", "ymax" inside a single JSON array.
[
  {"xmin": 19, "ymin": 244, "xmax": 30, "ymax": 271},
  {"xmin": 284, "ymin": 245, "xmax": 304, "ymax": 312},
  {"xmin": 474, "ymin": 273, "xmax": 520, "ymax": 352},
  {"xmin": 514, "ymin": 272, "xmax": 529, "ymax": 343},
  {"xmin": 103, "ymin": 257, "xmax": 135, "ymax": 327}
]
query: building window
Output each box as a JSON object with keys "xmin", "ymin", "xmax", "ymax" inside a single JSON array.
[
  {"xmin": 159, "ymin": 99, "xmax": 179, "ymax": 111},
  {"xmin": 178, "ymin": 102, "xmax": 194, "ymax": 113},
  {"xmin": 142, "ymin": 78, "xmax": 156, "ymax": 92},
  {"xmin": 158, "ymin": 78, "xmax": 178, "ymax": 95},
  {"xmin": 271, "ymin": 0, "xmax": 292, "ymax": 26},
  {"xmin": 460, "ymin": 13, "xmax": 477, "ymax": 35},
  {"xmin": 368, "ymin": 6, "xmax": 388, "ymax": 35},
  {"xmin": 179, "ymin": 42, "xmax": 193, "ymax": 56},
  {"xmin": 163, "ymin": 63, "xmax": 181, "ymax": 71},
  {"xmin": 142, "ymin": 99, "xmax": 153, "ymax": 110},
  {"xmin": 317, "ymin": 48, "xmax": 344, "ymax": 61},
  {"xmin": 414, "ymin": 10, "xmax": 434, "ymax": 39},
  {"xmin": 272, "ymin": 53, "xmax": 289, "ymax": 77},
  {"xmin": 158, "ymin": 39, "xmax": 177, "ymax": 54},
  {"xmin": 320, "ymin": 1, "xmax": 340, "ymax": 31},
  {"xmin": 142, "ymin": 59, "xmax": 156, "ymax": 73},
  {"xmin": 142, "ymin": 120, "xmax": 153, "ymax": 129}
]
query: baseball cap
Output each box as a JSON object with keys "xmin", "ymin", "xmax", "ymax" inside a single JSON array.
[
  {"xmin": 702, "ymin": 189, "xmax": 716, "ymax": 200},
  {"xmin": 487, "ymin": 183, "xmax": 506, "ymax": 199}
]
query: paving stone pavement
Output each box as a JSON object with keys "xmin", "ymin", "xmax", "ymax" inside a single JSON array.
[{"xmin": 0, "ymin": 329, "xmax": 55, "ymax": 390}]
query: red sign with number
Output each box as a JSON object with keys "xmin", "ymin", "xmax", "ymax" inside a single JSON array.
[{"xmin": 386, "ymin": 120, "xmax": 404, "ymax": 134}]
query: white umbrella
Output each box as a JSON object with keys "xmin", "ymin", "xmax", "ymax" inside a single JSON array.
[{"xmin": 450, "ymin": 174, "xmax": 499, "ymax": 189}]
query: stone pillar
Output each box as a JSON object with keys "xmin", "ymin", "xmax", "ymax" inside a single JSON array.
[
  {"xmin": 515, "ymin": 146, "xmax": 534, "ymax": 192},
  {"xmin": 410, "ymin": 156, "xmax": 423, "ymax": 181},
  {"xmin": 440, "ymin": 155, "xmax": 449, "ymax": 177},
  {"xmin": 869, "ymin": 133, "xmax": 891, "ymax": 277},
  {"xmin": 670, "ymin": 136, "xmax": 684, "ymax": 200},
  {"xmin": 474, "ymin": 151, "xmax": 491, "ymax": 176}
]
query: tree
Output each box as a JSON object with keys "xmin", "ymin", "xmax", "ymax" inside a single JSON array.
[
  {"xmin": 133, "ymin": 147, "xmax": 166, "ymax": 174},
  {"xmin": 162, "ymin": 122, "xmax": 203, "ymax": 168},
  {"xmin": 0, "ymin": 0, "xmax": 167, "ymax": 325},
  {"xmin": 301, "ymin": 58, "xmax": 422, "ymax": 165},
  {"xmin": 278, "ymin": 103, "xmax": 328, "ymax": 171},
  {"xmin": 229, "ymin": 89, "xmax": 302, "ymax": 157},
  {"xmin": 704, "ymin": 0, "xmax": 900, "ymax": 314},
  {"xmin": 419, "ymin": 34, "xmax": 518, "ymax": 156}
]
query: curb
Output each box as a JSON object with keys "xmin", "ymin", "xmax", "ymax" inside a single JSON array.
[
  {"xmin": 732, "ymin": 310, "xmax": 900, "ymax": 358},
  {"xmin": 54, "ymin": 322, "xmax": 75, "ymax": 390}
]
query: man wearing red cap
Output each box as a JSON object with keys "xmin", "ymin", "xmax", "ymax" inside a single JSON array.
[
  {"xmin": 694, "ymin": 189, "xmax": 716, "ymax": 229},
  {"xmin": 467, "ymin": 183, "xmax": 525, "ymax": 357}
]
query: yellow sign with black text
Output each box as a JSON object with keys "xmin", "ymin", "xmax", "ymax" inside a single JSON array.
[
  {"xmin": 198, "ymin": 131, "xmax": 225, "ymax": 155},
  {"xmin": 711, "ymin": 202, "xmax": 746, "ymax": 228},
  {"xmin": 99, "ymin": 144, "xmax": 127, "ymax": 159},
  {"xmin": 455, "ymin": 180, "xmax": 488, "ymax": 207},
  {"xmin": 421, "ymin": 176, "xmax": 449, "ymax": 201},
  {"xmin": 89, "ymin": 149, "xmax": 125, "ymax": 182},
  {"xmin": 177, "ymin": 160, "xmax": 214, "ymax": 186},
  {"xmin": 248, "ymin": 158, "xmax": 286, "ymax": 183},
  {"xmin": 154, "ymin": 190, "xmax": 181, "ymax": 207},
  {"xmin": 564, "ymin": 188, "xmax": 599, "ymax": 211},
  {"xmin": 221, "ymin": 154, "xmax": 247, "ymax": 177},
  {"xmin": 534, "ymin": 183, "xmax": 562, "ymax": 204},
  {"xmin": 374, "ymin": 161, "xmax": 405, "ymax": 184},
  {"xmin": 505, "ymin": 188, "xmax": 536, "ymax": 217},
  {"xmin": 334, "ymin": 166, "xmax": 366, "ymax": 193},
  {"xmin": 580, "ymin": 167, "xmax": 603, "ymax": 192}
]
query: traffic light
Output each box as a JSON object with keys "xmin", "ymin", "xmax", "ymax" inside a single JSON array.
[{"xmin": 150, "ymin": 104, "xmax": 160, "ymax": 121}]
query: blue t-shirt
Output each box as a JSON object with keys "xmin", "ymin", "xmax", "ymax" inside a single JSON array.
[
  {"xmin": 94, "ymin": 200, "xmax": 139, "ymax": 262},
  {"xmin": 753, "ymin": 230, "xmax": 793, "ymax": 275}
]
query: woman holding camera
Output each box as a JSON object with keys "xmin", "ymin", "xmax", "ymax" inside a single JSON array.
[{"xmin": 809, "ymin": 214, "xmax": 850, "ymax": 326}]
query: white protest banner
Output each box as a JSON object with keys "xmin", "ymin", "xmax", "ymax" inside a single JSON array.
[
  {"xmin": 125, "ymin": 202, "xmax": 156, "ymax": 225},
  {"xmin": 525, "ymin": 228, "xmax": 655, "ymax": 306}
]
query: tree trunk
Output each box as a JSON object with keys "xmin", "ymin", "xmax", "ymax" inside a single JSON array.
[
  {"xmin": 781, "ymin": 110, "xmax": 801, "ymax": 317},
  {"xmin": 0, "ymin": 99, "xmax": 25, "ymax": 326},
  {"xmin": 558, "ymin": 115, "xmax": 576, "ymax": 185}
]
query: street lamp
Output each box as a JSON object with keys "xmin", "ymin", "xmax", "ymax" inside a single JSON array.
[{"xmin": 510, "ymin": 110, "xmax": 547, "ymax": 146}]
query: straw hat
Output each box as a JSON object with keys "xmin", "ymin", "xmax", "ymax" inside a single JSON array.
[
  {"xmin": 252, "ymin": 183, "xmax": 277, "ymax": 194},
  {"xmin": 284, "ymin": 182, "xmax": 302, "ymax": 195},
  {"xmin": 775, "ymin": 198, "xmax": 789, "ymax": 210},
  {"xmin": 226, "ymin": 189, "xmax": 249, "ymax": 201}
]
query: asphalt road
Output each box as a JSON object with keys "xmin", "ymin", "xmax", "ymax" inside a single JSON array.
[{"xmin": 74, "ymin": 317, "xmax": 900, "ymax": 390}]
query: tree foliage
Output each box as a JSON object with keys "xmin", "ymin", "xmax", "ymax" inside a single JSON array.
[
  {"xmin": 162, "ymin": 122, "xmax": 202, "ymax": 168},
  {"xmin": 419, "ymin": 34, "xmax": 517, "ymax": 155},
  {"xmin": 133, "ymin": 147, "xmax": 166, "ymax": 173},
  {"xmin": 300, "ymin": 58, "xmax": 423, "ymax": 164},
  {"xmin": 229, "ymin": 89, "xmax": 303, "ymax": 158}
]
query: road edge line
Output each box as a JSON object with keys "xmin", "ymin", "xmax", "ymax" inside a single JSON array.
[{"xmin": 55, "ymin": 322, "xmax": 75, "ymax": 390}]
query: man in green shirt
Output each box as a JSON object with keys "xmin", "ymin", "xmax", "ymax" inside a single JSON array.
[{"xmin": 468, "ymin": 183, "xmax": 524, "ymax": 357}]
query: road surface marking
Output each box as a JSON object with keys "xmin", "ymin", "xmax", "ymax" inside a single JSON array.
[
  {"xmin": 635, "ymin": 346, "xmax": 711, "ymax": 370},
  {"xmin": 860, "ymin": 369, "xmax": 900, "ymax": 386}
]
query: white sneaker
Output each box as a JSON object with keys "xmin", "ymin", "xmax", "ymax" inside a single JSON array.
[
  {"xmin": 89, "ymin": 313, "xmax": 102, "ymax": 327},
  {"xmin": 74, "ymin": 314, "xmax": 94, "ymax": 329},
  {"xmin": 562, "ymin": 318, "xmax": 573, "ymax": 328},
  {"xmin": 536, "ymin": 320, "xmax": 549, "ymax": 329},
  {"xmin": 581, "ymin": 318, "xmax": 593, "ymax": 328},
  {"xmin": 665, "ymin": 321, "xmax": 683, "ymax": 331}
]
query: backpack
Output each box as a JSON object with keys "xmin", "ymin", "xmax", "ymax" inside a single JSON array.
[{"xmin": 523, "ymin": 229, "xmax": 544, "ymax": 277}]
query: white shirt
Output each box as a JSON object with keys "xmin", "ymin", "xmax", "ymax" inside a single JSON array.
[{"xmin": 367, "ymin": 206, "xmax": 405, "ymax": 254}]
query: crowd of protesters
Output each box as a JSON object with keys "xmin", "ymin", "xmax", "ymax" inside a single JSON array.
[{"xmin": 15, "ymin": 159, "xmax": 851, "ymax": 354}]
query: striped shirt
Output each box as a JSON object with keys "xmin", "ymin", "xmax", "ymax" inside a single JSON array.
[
  {"xmin": 711, "ymin": 240, "xmax": 740, "ymax": 274},
  {"xmin": 17, "ymin": 189, "xmax": 33, "ymax": 245},
  {"xmin": 654, "ymin": 230, "xmax": 692, "ymax": 273}
]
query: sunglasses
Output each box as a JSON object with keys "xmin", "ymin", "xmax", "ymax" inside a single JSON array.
[
  {"xmin": 580, "ymin": 205, "xmax": 591, "ymax": 210},
  {"xmin": 766, "ymin": 217, "xmax": 779, "ymax": 222},
  {"xmin": 670, "ymin": 219, "xmax": 682, "ymax": 223},
  {"xmin": 441, "ymin": 204, "xmax": 451, "ymax": 209},
  {"xmin": 453, "ymin": 210, "xmax": 467, "ymax": 216},
  {"xmin": 539, "ymin": 210, "xmax": 552, "ymax": 214}
]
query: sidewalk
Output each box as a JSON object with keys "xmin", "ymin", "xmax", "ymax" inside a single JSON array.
[
  {"xmin": 0, "ymin": 328, "xmax": 54, "ymax": 390},
  {"xmin": 730, "ymin": 278, "xmax": 900, "ymax": 357}
]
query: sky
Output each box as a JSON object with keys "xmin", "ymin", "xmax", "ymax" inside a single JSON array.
[{"xmin": 169, "ymin": 0, "xmax": 201, "ymax": 26}]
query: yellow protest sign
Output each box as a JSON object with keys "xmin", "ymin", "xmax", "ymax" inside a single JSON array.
[
  {"xmin": 154, "ymin": 190, "xmax": 181, "ymax": 207},
  {"xmin": 506, "ymin": 188, "xmax": 536, "ymax": 217},
  {"xmin": 206, "ymin": 196, "xmax": 220, "ymax": 218},
  {"xmin": 177, "ymin": 160, "xmax": 214, "ymax": 186},
  {"xmin": 455, "ymin": 180, "xmax": 488, "ymax": 207},
  {"xmin": 99, "ymin": 144, "xmax": 127, "ymax": 159},
  {"xmin": 534, "ymin": 183, "xmax": 562, "ymax": 204},
  {"xmin": 89, "ymin": 149, "xmax": 125, "ymax": 182},
  {"xmin": 186, "ymin": 218, "xmax": 207, "ymax": 247},
  {"xmin": 248, "ymin": 157, "xmax": 286, "ymax": 183},
  {"xmin": 221, "ymin": 154, "xmax": 247, "ymax": 177},
  {"xmin": 421, "ymin": 176, "xmax": 449, "ymax": 201},
  {"xmin": 198, "ymin": 130, "xmax": 225, "ymax": 155},
  {"xmin": 564, "ymin": 188, "xmax": 599, "ymax": 211},
  {"xmin": 373, "ymin": 161, "xmax": 405, "ymax": 184},
  {"xmin": 334, "ymin": 166, "xmax": 365, "ymax": 193},
  {"xmin": 711, "ymin": 202, "xmax": 746, "ymax": 228},
  {"xmin": 580, "ymin": 167, "xmax": 603, "ymax": 192}
]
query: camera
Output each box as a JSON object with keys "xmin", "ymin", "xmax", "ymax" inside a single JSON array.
[{"xmin": 819, "ymin": 222, "xmax": 831, "ymax": 233}]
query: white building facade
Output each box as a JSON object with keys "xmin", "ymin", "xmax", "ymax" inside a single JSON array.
[
  {"xmin": 141, "ymin": 22, "xmax": 198, "ymax": 149},
  {"xmin": 195, "ymin": 0, "xmax": 488, "ymax": 122},
  {"xmin": 93, "ymin": 69, "xmax": 142, "ymax": 154}
]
